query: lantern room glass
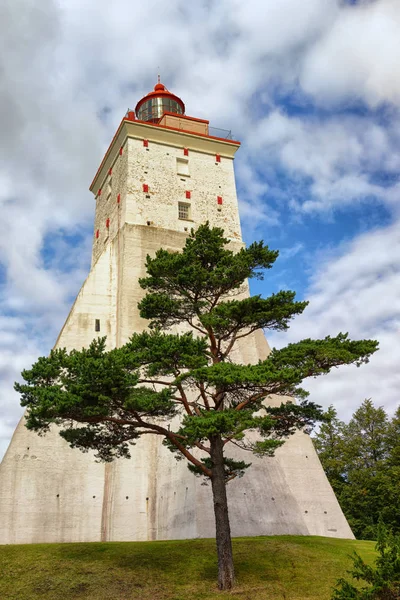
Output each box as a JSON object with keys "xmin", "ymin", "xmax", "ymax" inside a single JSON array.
[{"xmin": 136, "ymin": 97, "xmax": 183, "ymax": 122}]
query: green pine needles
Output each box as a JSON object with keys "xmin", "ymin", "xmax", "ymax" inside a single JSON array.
[
  {"xmin": 15, "ymin": 223, "xmax": 379, "ymax": 590},
  {"xmin": 314, "ymin": 400, "xmax": 400, "ymax": 540},
  {"xmin": 332, "ymin": 522, "xmax": 400, "ymax": 599}
]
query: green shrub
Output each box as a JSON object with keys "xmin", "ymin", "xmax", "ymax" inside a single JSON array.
[{"xmin": 332, "ymin": 523, "xmax": 400, "ymax": 599}]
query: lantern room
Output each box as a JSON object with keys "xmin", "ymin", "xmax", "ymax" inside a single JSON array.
[{"xmin": 135, "ymin": 81, "xmax": 185, "ymax": 123}]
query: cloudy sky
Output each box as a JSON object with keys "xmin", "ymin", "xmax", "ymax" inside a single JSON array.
[{"xmin": 1, "ymin": 0, "xmax": 399, "ymax": 459}]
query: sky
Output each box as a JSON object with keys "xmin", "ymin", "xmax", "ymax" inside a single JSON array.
[{"xmin": 0, "ymin": 0, "xmax": 400, "ymax": 460}]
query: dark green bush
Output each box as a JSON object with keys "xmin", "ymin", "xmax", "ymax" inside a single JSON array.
[{"xmin": 332, "ymin": 523, "xmax": 400, "ymax": 599}]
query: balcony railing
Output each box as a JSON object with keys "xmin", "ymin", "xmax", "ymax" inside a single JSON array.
[
  {"xmin": 125, "ymin": 110, "xmax": 234, "ymax": 141},
  {"xmin": 208, "ymin": 126, "xmax": 233, "ymax": 140}
]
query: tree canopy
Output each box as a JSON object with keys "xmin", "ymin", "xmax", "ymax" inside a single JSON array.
[{"xmin": 314, "ymin": 400, "xmax": 400, "ymax": 540}]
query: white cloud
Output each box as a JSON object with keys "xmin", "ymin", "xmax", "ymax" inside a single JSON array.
[
  {"xmin": 245, "ymin": 109, "xmax": 400, "ymax": 214},
  {"xmin": 301, "ymin": 0, "xmax": 400, "ymax": 108},
  {"xmin": 278, "ymin": 242, "xmax": 304, "ymax": 261},
  {"xmin": 269, "ymin": 220, "xmax": 400, "ymax": 419},
  {"xmin": 0, "ymin": 315, "xmax": 43, "ymax": 458}
]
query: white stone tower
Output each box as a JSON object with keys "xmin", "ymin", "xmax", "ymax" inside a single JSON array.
[{"xmin": 0, "ymin": 82, "xmax": 354, "ymax": 544}]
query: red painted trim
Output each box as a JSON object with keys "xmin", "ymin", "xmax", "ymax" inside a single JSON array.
[
  {"xmin": 89, "ymin": 117, "xmax": 125, "ymax": 191},
  {"xmin": 134, "ymin": 119, "xmax": 240, "ymax": 146},
  {"xmin": 89, "ymin": 117, "xmax": 240, "ymax": 193}
]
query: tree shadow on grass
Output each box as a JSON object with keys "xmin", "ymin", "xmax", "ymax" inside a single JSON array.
[{"xmin": 56, "ymin": 539, "xmax": 218, "ymax": 585}]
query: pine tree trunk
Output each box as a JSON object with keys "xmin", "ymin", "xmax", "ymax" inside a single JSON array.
[{"xmin": 210, "ymin": 434, "xmax": 235, "ymax": 590}]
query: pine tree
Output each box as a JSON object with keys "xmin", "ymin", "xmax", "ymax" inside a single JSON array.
[
  {"xmin": 15, "ymin": 224, "xmax": 378, "ymax": 590},
  {"xmin": 315, "ymin": 400, "xmax": 400, "ymax": 540},
  {"xmin": 387, "ymin": 407, "xmax": 400, "ymax": 468},
  {"xmin": 313, "ymin": 406, "xmax": 347, "ymax": 496},
  {"xmin": 343, "ymin": 399, "xmax": 389, "ymax": 471}
]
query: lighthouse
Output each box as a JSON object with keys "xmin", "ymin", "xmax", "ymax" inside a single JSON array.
[{"xmin": 0, "ymin": 82, "xmax": 354, "ymax": 543}]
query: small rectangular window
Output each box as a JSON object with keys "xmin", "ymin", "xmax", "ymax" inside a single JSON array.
[
  {"xmin": 95, "ymin": 319, "xmax": 100, "ymax": 332},
  {"xmin": 176, "ymin": 157, "xmax": 189, "ymax": 177},
  {"xmin": 178, "ymin": 202, "xmax": 190, "ymax": 220}
]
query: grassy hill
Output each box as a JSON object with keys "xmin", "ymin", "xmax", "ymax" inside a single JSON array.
[{"xmin": 0, "ymin": 535, "xmax": 376, "ymax": 600}]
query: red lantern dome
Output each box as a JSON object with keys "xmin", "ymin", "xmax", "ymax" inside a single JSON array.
[{"xmin": 135, "ymin": 81, "xmax": 185, "ymax": 123}]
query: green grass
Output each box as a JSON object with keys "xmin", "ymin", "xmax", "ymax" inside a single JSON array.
[{"xmin": 0, "ymin": 536, "xmax": 376, "ymax": 600}]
